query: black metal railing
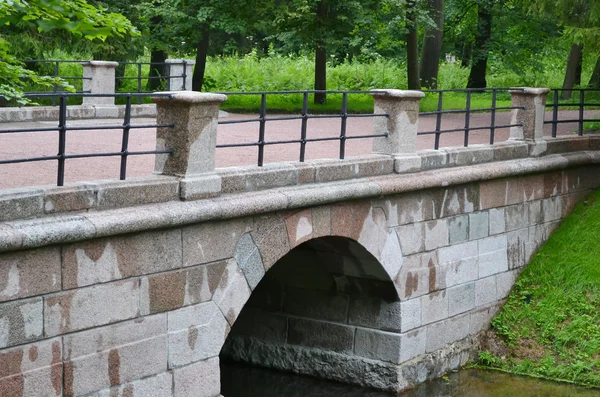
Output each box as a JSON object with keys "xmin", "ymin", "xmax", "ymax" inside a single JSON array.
[
  {"xmin": 216, "ymin": 90, "xmax": 389, "ymax": 167},
  {"xmin": 545, "ymin": 88, "xmax": 600, "ymax": 137},
  {"xmin": 418, "ymin": 88, "xmax": 525, "ymax": 150},
  {"xmin": 18, "ymin": 59, "xmax": 191, "ymax": 105},
  {"xmin": 0, "ymin": 93, "xmax": 174, "ymax": 186},
  {"xmin": 116, "ymin": 61, "xmax": 190, "ymax": 103}
]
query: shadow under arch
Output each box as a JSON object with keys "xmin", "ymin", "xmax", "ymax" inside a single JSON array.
[{"xmin": 220, "ymin": 236, "xmax": 402, "ymax": 394}]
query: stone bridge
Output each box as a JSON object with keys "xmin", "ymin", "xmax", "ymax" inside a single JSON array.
[{"xmin": 1, "ymin": 88, "xmax": 600, "ymax": 396}]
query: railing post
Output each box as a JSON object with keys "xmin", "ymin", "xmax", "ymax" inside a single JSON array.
[
  {"xmin": 153, "ymin": 91, "xmax": 227, "ymax": 200},
  {"xmin": 81, "ymin": 61, "xmax": 119, "ymax": 105},
  {"xmin": 509, "ymin": 87, "xmax": 550, "ymax": 155},
  {"xmin": 371, "ymin": 89, "xmax": 425, "ymax": 173},
  {"xmin": 165, "ymin": 59, "xmax": 196, "ymax": 91}
]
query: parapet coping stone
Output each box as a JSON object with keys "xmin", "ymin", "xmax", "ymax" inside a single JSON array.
[{"xmin": 1, "ymin": 149, "xmax": 599, "ymax": 253}]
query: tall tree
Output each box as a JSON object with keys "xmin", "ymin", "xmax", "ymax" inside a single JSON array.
[
  {"xmin": 406, "ymin": 0, "xmax": 420, "ymax": 89},
  {"xmin": 466, "ymin": 0, "xmax": 492, "ymax": 88},
  {"xmin": 420, "ymin": 0, "xmax": 444, "ymax": 88}
]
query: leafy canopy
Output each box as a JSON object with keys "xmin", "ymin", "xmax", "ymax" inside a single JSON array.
[{"xmin": 0, "ymin": 0, "xmax": 137, "ymax": 103}]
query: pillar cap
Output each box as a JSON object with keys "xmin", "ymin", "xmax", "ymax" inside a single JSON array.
[
  {"xmin": 152, "ymin": 91, "xmax": 227, "ymax": 104},
  {"xmin": 509, "ymin": 87, "xmax": 551, "ymax": 95},
  {"xmin": 80, "ymin": 61, "xmax": 119, "ymax": 68},
  {"xmin": 370, "ymin": 89, "xmax": 425, "ymax": 99},
  {"xmin": 165, "ymin": 59, "xmax": 196, "ymax": 65}
]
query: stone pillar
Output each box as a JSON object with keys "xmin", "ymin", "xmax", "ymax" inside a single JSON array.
[
  {"xmin": 371, "ymin": 89, "xmax": 425, "ymax": 173},
  {"xmin": 153, "ymin": 91, "xmax": 227, "ymax": 200},
  {"xmin": 509, "ymin": 88, "xmax": 550, "ymax": 155},
  {"xmin": 81, "ymin": 61, "xmax": 119, "ymax": 106},
  {"xmin": 166, "ymin": 59, "xmax": 196, "ymax": 91}
]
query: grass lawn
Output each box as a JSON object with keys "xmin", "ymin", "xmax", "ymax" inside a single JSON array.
[{"xmin": 478, "ymin": 189, "xmax": 600, "ymax": 387}]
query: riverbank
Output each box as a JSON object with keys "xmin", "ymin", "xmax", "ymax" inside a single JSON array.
[{"xmin": 478, "ymin": 189, "xmax": 600, "ymax": 387}]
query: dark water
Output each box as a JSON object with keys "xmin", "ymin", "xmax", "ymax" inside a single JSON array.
[{"xmin": 221, "ymin": 362, "xmax": 600, "ymax": 397}]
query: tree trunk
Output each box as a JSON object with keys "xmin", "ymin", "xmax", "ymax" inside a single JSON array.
[
  {"xmin": 461, "ymin": 43, "xmax": 472, "ymax": 67},
  {"xmin": 420, "ymin": 0, "xmax": 444, "ymax": 89},
  {"xmin": 575, "ymin": 47, "xmax": 583, "ymax": 86},
  {"xmin": 562, "ymin": 44, "xmax": 583, "ymax": 99},
  {"xmin": 147, "ymin": 49, "xmax": 168, "ymax": 91},
  {"xmin": 467, "ymin": 4, "xmax": 492, "ymax": 89},
  {"xmin": 192, "ymin": 26, "xmax": 210, "ymax": 92},
  {"xmin": 406, "ymin": 0, "xmax": 420, "ymax": 90},
  {"xmin": 314, "ymin": 1, "xmax": 328, "ymax": 104},
  {"xmin": 588, "ymin": 57, "xmax": 600, "ymax": 89}
]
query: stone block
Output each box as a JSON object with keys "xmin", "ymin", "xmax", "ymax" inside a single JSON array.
[
  {"xmin": 244, "ymin": 164, "xmax": 299, "ymax": 190},
  {"xmin": 496, "ymin": 270, "xmax": 518, "ymax": 300},
  {"xmin": 183, "ymin": 218, "xmax": 248, "ymax": 267},
  {"xmin": 470, "ymin": 304, "xmax": 501, "ymax": 335},
  {"xmin": 396, "ymin": 265, "xmax": 430, "ymax": 301},
  {"xmin": 0, "ymin": 338, "xmax": 63, "ymax": 397},
  {"xmin": 251, "ymin": 215, "xmax": 290, "ymax": 271},
  {"xmin": 479, "ymin": 179, "xmax": 507, "ymax": 210},
  {"xmin": 90, "ymin": 372, "xmax": 173, "ymax": 397},
  {"xmin": 284, "ymin": 209, "xmax": 314, "ymax": 248},
  {"xmin": 140, "ymin": 261, "xmax": 226, "ymax": 315},
  {"xmin": 421, "ymin": 291, "xmax": 448, "ymax": 325},
  {"xmin": 419, "ymin": 150, "xmax": 448, "ymax": 170},
  {"xmin": 400, "ymin": 298, "xmax": 421, "ymax": 332},
  {"xmin": 354, "ymin": 328, "xmax": 401, "ymax": 364},
  {"xmin": 63, "ymin": 315, "xmax": 167, "ymax": 396},
  {"xmin": 393, "ymin": 154, "xmax": 422, "ymax": 173},
  {"xmin": 0, "ymin": 297, "xmax": 43, "ymax": 349},
  {"xmin": 543, "ymin": 196, "xmax": 563, "ymax": 222},
  {"xmin": 44, "ymin": 279, "xmax": 140, "ymax": 336},
  {"xmin": 95, "ymin": 177, "xmax": 179, "ymax": 210},
  {"xmin": 93, "ymin": 105, "xmax": 120, "ymax": 119},
  {"xmin": 312, "ymin": 206, "xmax": 332, "ymax": 237},
  {"xmin": 62, "ymin": 229, "xmax": 182, "ymax": 289},
  {"xmin": 505, "ymin": 203, "xmax": 529, "ymax": 231},
  {"xmin": 424, "ymin": 219, "xmax": 449, "ymax": 251},
  {"xmin": 348, "ymin": 297, "xmax": 402, "ymax": 332},
  {"xmin": 229, "ymin": 308, "xmax": 287, "ymax": 343},
  {"xmin": 475, "ymin": 276, "xmax": 497, "ymax": 307},
  {"xmin": 179, "ymin": 173, "xmax": 222, "ymax": 200},
  {"xmin": 507, "ymin": 228, "xmax": 529, "ymax": 270},
  {"xmin": 43, "ymin": 184, "xmax": 97, "ymax": 214},
  {"xmin": 519, "ymin": 175, "xmax": 545, "ymax": 202},
  {"xmin": 438, "ymin": 241, "xmax": 478, "ymax": 288},
  {"xmin": 399, "ymin": 328, "xmax": 427, "ymax": 363},
  {"xmin": 425, "ymin": 185, "xmax": 479, "ymax": 219},
  {"xmin": 492, "ymin": 141, "xmax": 529, "ymax": 161},
  {"xmin": 528, "ymin": 200, "xmax": 543, "ymax": 225},
  {"xmin": 448, "ymin": 215, "xmax": 468, "ymax": 244},
  {"xmin": 446, "ymin": 146, "xmax": 494, "ymax": 167},
  {"xmin": 0, "ymin": 247, "xmax": 61, "ymax": 303},
  {"xmin": 425, "ymin": 314, "xmax": 470, "ymax": 353},
  {"xmin": 167, "ymin": 302, "xmax": 229, "ymax": 368},
  {"xmin": 234, "ymin": 233, "xmax": 265, "ymax": 290},
  {"xmin": 287, "ymin": 318, "xmax": 354, "ymax": 353},
  {"xmin": 0, "ymin": 188, "xmax": 43, "ymax": 222},
  {"xmin": 382, "ymin": 192, "xmax": 425, "ymax": 226},
  {"xmin": 283, "ymin": 287, "xmax": 349, "ymax": 323},
  {"xmin": 173, "ymin": 357, "xmax": 220, "ymax": 397},
  {"xmin": 488, "ymin": 208, "xmax": 506, "ymax": 235},
  {"xmin": 211, "ymin": 259, "xmax": 251, "ymax": 326},
  {"xmin": 448, "ymin": 282, "xmax": 475, "ymax": 317},
  {"xmin": 478, "ymin": 235, "xmax": 508, "ymax": 278},
  {"xmin": 468, "ymin": 211, "xmax": 489, "ymax": 240},
  {"xmin": 396, "ymin": 222, "xmax": 425, "ymax": 255}
]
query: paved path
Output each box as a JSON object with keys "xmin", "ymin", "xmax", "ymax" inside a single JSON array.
[{"xmin": 0, "ymin": 110, "xmax": 596, "ymax": 190}]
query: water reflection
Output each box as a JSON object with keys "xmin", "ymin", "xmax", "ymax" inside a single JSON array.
[{"xmin": 221, "ymin": 361, "xmax": 599, "ymax": 397}]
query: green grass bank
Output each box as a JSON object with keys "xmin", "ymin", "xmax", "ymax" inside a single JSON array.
[{"xmin": 478, "ymin": 190, "xmax": 600, "ymax": 388}]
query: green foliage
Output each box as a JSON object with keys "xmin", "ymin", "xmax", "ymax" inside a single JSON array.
[
  {"xmin": 483, "ymin": 189, "xmax": 600, "ymax": 387},
  {"xmin": 0, "ymin": 0, "xmax": 137, "ymax": 103}
]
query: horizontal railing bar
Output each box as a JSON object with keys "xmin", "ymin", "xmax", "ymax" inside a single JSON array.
[
  {"xmin": 65, "ymin": 123, "xmax": 174, "ymax": 132},
  {"xmin": 0, "ymin": 127, "xmax": 60, "ymax": 134},
  {"xmin": 546, "ymin": 103, "xmax": 600, "ymax": 108},
  {"xmin": 544, "ymin": 119, "xmax": 600, "ymax": 124},
  {"xmin": 420, "ymin": 106, "xmax": 524, "ymax": 116},
  {"xmin": 0, "ymin": 150, "xmax": 172, "ymax": 165},
  {"xmin": 218, "ymin": 113, "xmax": 388, "ymax": 125},
  {"xmin": 418, "ymin": 123, "xmax": 522, "ymax": 136}
]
